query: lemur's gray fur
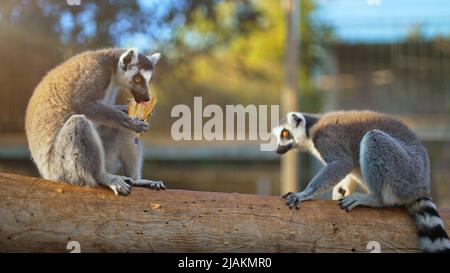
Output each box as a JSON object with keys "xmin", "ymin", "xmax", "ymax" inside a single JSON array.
[
  {"xmin": 25, "ymin": 48, "xmax": 166, "ymax": 195},
  {"xmin": 273, "ymin": 110, "xmax": 450, "ymax": 253}
]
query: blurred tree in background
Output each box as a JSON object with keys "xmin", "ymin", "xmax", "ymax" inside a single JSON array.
[
  {"xmin": 0, "ymin": 0, "xmax": 263, "ymax": 55},
  {"xmin": 0, "ymin": 0, "xmax": 329, "ymax": 133}
]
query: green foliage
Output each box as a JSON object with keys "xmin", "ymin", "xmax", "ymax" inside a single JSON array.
[
  {"xmin": 0, "ymin": 0, "xmax": 263, "ymax": 53},
  {"xmin": 161, "ymin": 0, "xmax": 330, "ymax": 111}
]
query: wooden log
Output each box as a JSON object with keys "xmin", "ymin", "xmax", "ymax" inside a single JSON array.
[{"xmin": 0, "ymin": 172, "xmax": 449, "ymax": 253}]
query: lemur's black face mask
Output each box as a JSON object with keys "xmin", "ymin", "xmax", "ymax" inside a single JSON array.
[
  {"xmin": 130, "ymin": 72, "xmax": 150, "ymax": 103},
  {"xmin": 130, "ymin": 86, "xmax": 150, "ymax": 103},
  {"xmin": 276, "ymin": 128, "xmax": 294, "ymax": 154},
  {"xmin": 121, "ymin": 51, "xmax": 153, "ymax": 103},
  {"xmin": 276, "ymin": 143, "xmax": 293, "ymax": 154}
]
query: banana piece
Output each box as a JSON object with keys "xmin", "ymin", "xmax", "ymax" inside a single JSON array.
[{"xmin": 128, "ymin": 96, "xmax": 158, "ymax": 137}]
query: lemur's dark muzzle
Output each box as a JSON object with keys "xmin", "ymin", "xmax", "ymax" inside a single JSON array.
[
  {"xmin": 135, "ymin": 95, "xmax": 150, "ymax": 103},
  {"xmin": 131, "ymin": 87, "xmax": 150, "ymax": 103},
  {"xmin": 276, "ymin": 143, "xmax": 293, "ymax": 155}
]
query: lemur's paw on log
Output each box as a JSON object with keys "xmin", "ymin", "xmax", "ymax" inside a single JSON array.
[
  {"xmin": 283, "ymin": 192, "xmax": 310, "ymax": 209},
  {"xmin": 133, "ymin": 179, "xmax": 166, "ymax": 190},
  {"xmin": 100, "ymin": 174, "xmax": 133, "ymax": 195}
]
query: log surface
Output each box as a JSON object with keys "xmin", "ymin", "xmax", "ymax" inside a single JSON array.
[{"xmin": 0, "ymin": 172, "xmax": 449, "ymax": 253}]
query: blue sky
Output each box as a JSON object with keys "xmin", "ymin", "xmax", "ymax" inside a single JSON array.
[
  {"xmin": 313, "ymin": 0, "xmax": 450, "ymax": 42},
  {"xmin": 57, "ymin": 0, "xmax": 450, "ymax": 48}
]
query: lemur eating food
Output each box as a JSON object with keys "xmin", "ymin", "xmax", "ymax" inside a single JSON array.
[{"xmin": 25, "ymin": 48, "xmax": 165, "ymax": 195}]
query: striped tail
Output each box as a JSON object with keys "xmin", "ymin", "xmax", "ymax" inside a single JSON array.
[{"xmin": 407, "ymin": 197, "xmax": 450, "ymax": 253}]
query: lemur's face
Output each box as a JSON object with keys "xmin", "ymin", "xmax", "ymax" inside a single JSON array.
[
  {"xmin": 117, "ymin": 48, "xmax": 161, "ymax": 103},
  {"xmin": 272, "ymin": 112, "xmax": 307, "ymax": 154}
]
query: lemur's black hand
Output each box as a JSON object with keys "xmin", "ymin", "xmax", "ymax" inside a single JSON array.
[
  {"xmin": 130, "ymin": 117, "xmax": 150, "ymax": 133},
  {"xmin": 282, "ymin": 192, "xmax": 308, "ymax": 209}
]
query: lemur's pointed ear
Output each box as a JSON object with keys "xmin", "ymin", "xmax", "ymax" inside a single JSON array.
[
  {"xmin": 119, "ymin": 48, "xmax": 139, "ymax": 71},
  {"xmin": 288, "ymin": 112, "xmax": 303, "ymax": 127},
  {"xmin": 293, "ymin": 114, "xmax": 302, "ymax": 127},
  {"xmin": 148, "ymin": 52, "xmax": 161, "ymax": 65}
]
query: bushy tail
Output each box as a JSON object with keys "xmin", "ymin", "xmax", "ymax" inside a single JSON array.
[{"xmin": 407, "ymin": 197, "xmax": 450, "ymax": 253}]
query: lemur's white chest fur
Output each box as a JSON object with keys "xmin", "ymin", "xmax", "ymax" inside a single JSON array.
[
  {"xmin": 300, "ymin": 138, "xmax": 325, "ymax": 164},
  {"xmin": 101, "ymin": 80, "xmax": 120, "ymax": 105}
]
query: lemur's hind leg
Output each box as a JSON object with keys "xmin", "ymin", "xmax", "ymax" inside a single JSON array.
[
  {"xmin": 332, "ymin": 175, "xmax": 357, "ymax": 200},
  {"xmin": 119, "ymin": 133, "xmax": 166, "ymax": 190},
  {"xmin": 340, "ymin": 129, "xmax": 424, "ymax": 211},
  {"xmin": 51, "ymin": 115, "xmax": 132, "ymax": 195},
  {"xmin": 98, "ymin": 126, "xmax": 121, "ymax": 174},
  {"xmin": 339, "ymin": 192, "xmax": 382, "ymax": 211}
]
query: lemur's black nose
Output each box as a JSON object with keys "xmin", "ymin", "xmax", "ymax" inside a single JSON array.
[
  {"xmin": 276, "ymin": 144, "xmax": 293, "ymax": 154},
  {"xmin": 135, "ymin": 95, "xmax": 150, "ymax": 103}
]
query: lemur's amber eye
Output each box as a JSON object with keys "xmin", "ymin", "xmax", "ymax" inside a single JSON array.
[
  {"xmin": 281, "ymin": 129, "xmax": 289, "ymax": 138},
  {"xmin": 133, "ymin": 76, "xmax": 142, "ymax": 84}
]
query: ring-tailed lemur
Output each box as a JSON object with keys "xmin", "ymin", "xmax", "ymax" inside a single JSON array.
[
  {"xmin": 25, "ymin": 48, "xmax": 166, "ymax": 195},
  {"xmin": 273, "ymin": 110, "xmax": 450, "ymax": 253}
]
